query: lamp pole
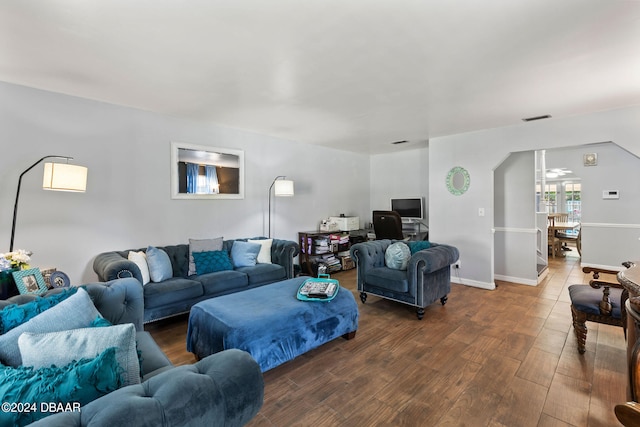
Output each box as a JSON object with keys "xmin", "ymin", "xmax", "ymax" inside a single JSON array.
[
  {"xmin": 267, "ymin": 176, "xmax": 286, "ymax": 238},
  {"xmin": 10, "ymin": 155, "xmax": 72, "ymax": 251}
]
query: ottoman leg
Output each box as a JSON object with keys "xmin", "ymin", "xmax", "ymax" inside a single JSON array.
[{"xmin": 342, "ymin": 331, "xmax": 356, "ymax": 340}]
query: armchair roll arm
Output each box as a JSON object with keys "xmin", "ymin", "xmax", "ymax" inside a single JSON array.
[
  {"xmin": 28, "ymin": 349, "xmax": 264, "ymax": 427},
  {"xmin": 93, "ymin": 252, "xmax": 143, "ymax": 283},
  {"xmin": 270, "ymin": 238, "xmax": 300, "ymax": 279},
  {"xmin": 408, "ymin": 243, "xmax": 459, "ymax": 274}
]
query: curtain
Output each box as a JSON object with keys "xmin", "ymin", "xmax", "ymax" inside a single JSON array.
[
  {"xmin": 205, "ymin": 165, "xmax": 219, "ymax": 194},
  {"xmin": 186, "ymin": 162, "xmax": 198, "ymax": 193}
]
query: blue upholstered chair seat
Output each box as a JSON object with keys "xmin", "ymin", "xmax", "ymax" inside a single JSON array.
[
  {"xmin": 568, "ymin": 284, "xmax": 622, "ymax": 318},
  {"xmin": 143, "ymin": 278, "xmax": 203, "ymax": 309},
  {"xmin": 197, "ymin": 270, "xmax": 249, "ymax": 295},
  {"xmin": 365, "ymin": 268, "xmax": 409, "ymax": 293}
]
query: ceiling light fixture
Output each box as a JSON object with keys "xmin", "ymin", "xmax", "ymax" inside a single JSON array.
[{"xmin": 522, "ymin": 114, "xmax": 552, "ymax": 122}]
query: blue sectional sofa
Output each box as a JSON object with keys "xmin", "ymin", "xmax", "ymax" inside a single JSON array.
[
  {"xmin": 93, "ymin": 237, "xmax": 299, "ymax": 323},
  {"xmin": 0, "ymin": 278, "xmax": 264, "ymax": 427}
]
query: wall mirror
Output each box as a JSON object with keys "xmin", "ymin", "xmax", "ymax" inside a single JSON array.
[
  {"xmin": 446, "ymin": 166, "xmax": 470, "ymax": 195},
  {"xmin": 171, "ymin": 142, "xmax": 244, "ymax": 199}
]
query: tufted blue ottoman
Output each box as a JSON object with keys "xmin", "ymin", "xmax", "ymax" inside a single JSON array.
[{"xmin": 186, "ymin": 276, "xmax": 359, "ymax": 371}]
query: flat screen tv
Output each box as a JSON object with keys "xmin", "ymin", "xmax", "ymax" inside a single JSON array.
[{"xmin": 390, "ymin": 198, "xmax": 423, "ymax": 220}]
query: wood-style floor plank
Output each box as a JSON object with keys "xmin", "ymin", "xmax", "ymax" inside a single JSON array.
[{"xmin": 147, "ymin": 252, "xmax": 628, "ymax": 426}]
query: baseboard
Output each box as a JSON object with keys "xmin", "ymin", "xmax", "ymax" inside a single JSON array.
[
  {"xmin": 451, "ymin": 277, "xmax": 496, "ymax": 290},
  {"xmin": 580, "ymin": 262, "xmax": 625, "ymax": 272},
  {"xmin": 494, "ymin": 274, "xmax": 538, "ymax": 286}
]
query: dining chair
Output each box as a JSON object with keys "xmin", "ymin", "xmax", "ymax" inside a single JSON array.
[{"xmin": 547, "ymin": 217, "xmax": 561, "ymax": 258}]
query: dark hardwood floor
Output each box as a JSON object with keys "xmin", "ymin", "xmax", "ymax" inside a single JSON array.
[{"xmin": 147, "ymin": 251, "xmax": 627, "ymax": 426}]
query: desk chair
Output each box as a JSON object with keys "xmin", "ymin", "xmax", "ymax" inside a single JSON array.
[
  {"xmin": 372, "ymin": 210, "xmax": 404, "ymax": 240},
  {"xmin": 569, "ymin": 263, "xmax": 632, "ymax": 354}
]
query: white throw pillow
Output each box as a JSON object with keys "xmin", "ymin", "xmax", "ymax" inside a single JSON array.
[
  {"xmin": 128, "ymin": 251, "xmax": 150, "ymax": 285},
  {"xmin": 248, "ymin": 239, "xmax": 273, "ymax": 264}
]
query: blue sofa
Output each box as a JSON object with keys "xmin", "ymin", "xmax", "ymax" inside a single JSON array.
[
  {"xmin": 350, "ymin": 239, "xmax": 459, "ymax": 319},
  {"xmin": 93, "ymin": 237, "xmax": 299, "ymax": 323},
  {"xmin": 0, "ymin": 278, "xmax": 264, "ymax": 427}
]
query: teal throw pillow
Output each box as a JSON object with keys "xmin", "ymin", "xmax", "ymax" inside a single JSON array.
[
  {"xmin": 231, "ymin": 241, "xmax": 261, "ymax": 268},
  {"xmin": 146, "ymin": 246, "xmax": 173, "ymax": 282},
  {"xmin": 0, "ymin": 287, "xmax": 101, "ymax": 367},
  {"xmin": 193, "ymin": 250, "xmax": 233, "ymax": 275},
  {"xmin": 385, "ymin": 242, "xmax": 411, "ymax": 270},
  {"xmin": 19, "ymin": 323, "xmax": 140, "ymax": 386},
  {"xmin": 0, "ymin": 347, "xmax": 122, "ymax": 426},
  {"xmin": 406, "ymin": 240, "xmax": 431, "ymax": 254},
  {"xmin": 0, "ymin": 287, "xmax": 78, "ymax": 334}
]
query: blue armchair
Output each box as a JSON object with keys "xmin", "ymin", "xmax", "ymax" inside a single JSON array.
[{"xmin": 350, "ymin": 240, "xmax": 459, "ymax": 319}]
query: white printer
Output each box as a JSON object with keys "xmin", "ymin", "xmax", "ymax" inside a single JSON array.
[{"xmin": 328, "ymin": 216, "xmax": 360, "ymax": 232}]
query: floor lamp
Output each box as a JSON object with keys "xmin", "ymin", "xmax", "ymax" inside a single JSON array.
[
  {"xmin": 267, "ymin": 176, "xmax": 294, "ymax": 238},
  {"xmin": 10, "ymin": 155, "xmax": 88, "ymax": 251}
]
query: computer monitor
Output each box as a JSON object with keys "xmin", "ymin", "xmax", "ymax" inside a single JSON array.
[{"xmin": 390, "ymin": 198, "xmax": 423, "ymax": 220}]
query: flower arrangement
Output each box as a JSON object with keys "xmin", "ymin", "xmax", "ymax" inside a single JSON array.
[{"xmin": 0, "ymin": 249, "xmax": 32, "ymax": 271}]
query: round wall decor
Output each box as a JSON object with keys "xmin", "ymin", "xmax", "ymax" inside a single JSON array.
[{"xmin": 446, "ymin": 166, "xmax": 470, "ymax": 195}]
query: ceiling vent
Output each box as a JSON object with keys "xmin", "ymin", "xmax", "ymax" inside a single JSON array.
[{"xmin": 522, "ymin": 114, "xmax": 552, "ymax": 122}]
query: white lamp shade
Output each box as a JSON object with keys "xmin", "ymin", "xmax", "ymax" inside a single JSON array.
[
  {"xmin": 42, "ymin": 162, "xmax": 88, "ymax": 192},
  {"xmin": 274, "ymin": 179, "xmax": 294, "ymax": 197}
]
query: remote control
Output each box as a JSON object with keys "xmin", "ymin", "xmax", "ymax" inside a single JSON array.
[{"xmin": 308, "ymin": 293, "xmax": 329, "ymax": 299}]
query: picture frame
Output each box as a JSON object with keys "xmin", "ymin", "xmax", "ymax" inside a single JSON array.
[{"xmin": 12, "ymin": 268, "xmax": 48, "ymax": 295}]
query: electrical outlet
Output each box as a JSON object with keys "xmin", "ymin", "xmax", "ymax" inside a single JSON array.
[{"xmin": 454, "ymin": 260, "xmax": 461, "ymax": 269}]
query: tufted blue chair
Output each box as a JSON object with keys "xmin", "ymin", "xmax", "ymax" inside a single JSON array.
[{"xmin": 350, "ymin": 240, "xmax": 459, "ymax": 319}]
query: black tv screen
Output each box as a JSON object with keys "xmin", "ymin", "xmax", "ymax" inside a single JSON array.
[{"xmin": 390, "ymin": 198, "xmax": 423, "ymax": 219}]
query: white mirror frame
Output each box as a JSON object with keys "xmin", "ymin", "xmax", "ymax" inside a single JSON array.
[{"xmin": 170, "ymin": 142, "xmax": 245, "ymax": 199}]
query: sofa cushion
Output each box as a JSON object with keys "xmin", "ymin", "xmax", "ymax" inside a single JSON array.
[
  {"xmin": 235, "ymin": 264, "xmax": 286, "ymax": 286},
  {"xmin": 0, "ymin": 347, "xmax": 122, "ymax": 426},
  {"xmin": 0, "ymin": 287, "xmax": 101, "ymax": 367},
  {"xmin": 19, "ymin": 323, "xmax": 140, "ymax": 386},
  {"xmin": 0, "ymin": 287, "xmax": 78, "ymax": 334},
  {"xmin": 135, "ymin": 330, "xmax": 173, "ymax": 380},
  {"xmin": 248, "ymin": 238, "xmax": 273, "ymax": 264},
  {"xmin": 143, "ymin": 277, "xmax": 203, "ymax": 309},
  {"xmin": 188, "ymin": 237, "xmax": 224, "ymax": 276},
  {"xmin": 193, "ymin": 250, "xmax": 233, "ymax": 275},
  {"xmin": 128, "ymin": 251, "xmax": 150, "ymax": 285},
  {"xmin": 385, "ymin": 242, "xmax": 411, "ymax": 270},
  {"xmin": 147, "ymin": 246, "xmax": 173, "ymax": 282},
  {"xmin": 231, "ymin": 241, "xmax": 261, "ymax": 268},
  {"xmin": 365, "ymin": 267, "xmax": 409, "ymax": 293},
  {"xmin": 197, "ymin": 270, "xmax": 250, "ymax": 295}
]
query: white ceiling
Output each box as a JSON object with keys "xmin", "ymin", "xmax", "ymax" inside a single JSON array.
[{"xmin": 1, "ymin": 0, "xmax": 639, "ymax": 154}]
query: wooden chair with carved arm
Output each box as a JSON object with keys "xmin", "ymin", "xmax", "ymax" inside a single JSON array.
[{"xmin": 568, "ymin": 263, "xmax": 633, "ymax": 354}]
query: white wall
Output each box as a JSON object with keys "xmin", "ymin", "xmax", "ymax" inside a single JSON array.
[
  {"xmin": 494, "ymin": 151, "xmax": 538, "ymax": 285},
  {"xmin": 0, "ymin": 82, "xmax": 371, "ymax": 283},
  {"xmin": 369, "ymin": 147, "xmax": 429, "ymax": 227},
  {"xmin": 430, "ymin": 105, "xmax": 640, "ymax": 288}
]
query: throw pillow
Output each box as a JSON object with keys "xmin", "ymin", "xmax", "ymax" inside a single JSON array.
[
  {"xmin": 192, "ymin": 250, "xmax": 233, "ymax": 275},
  {"xmin": 188, "ymin": 237, "xmax": 223, "ymax": 276},
  {"xmin": 19, "ymin": 323, "xmax": 140, "ymax": 386},
  {"xmin": 406, "ymin": 240, "xmax": 431, "ymax": 254},
  {"xmin": 0, "ymin": 287, "xmax": 101, "ymax": 367},
  {"xmin": 247, "ymin": 239, "xmax": 273, "ymax": 264},
  {"xmin": 0, "ymin": 287, "xmax": 78, "ymax": 334},
  {"xmin": 0, "ymin": 347, "xmax": 122, "ymax": 426},
  {"xmin": 128, "ymin": 250, "xmax": 150, "ymax": 285},
  {"xmin": 230, "ymin": 241, "xmax": 261, "ymax": 268},
  {"xmin": 385, "ymin": 242, "xmax": 411, "ymax": 270},
  {"xmin": 146, "ymin": 246, "xmax": 173, "ymax": 282}
]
